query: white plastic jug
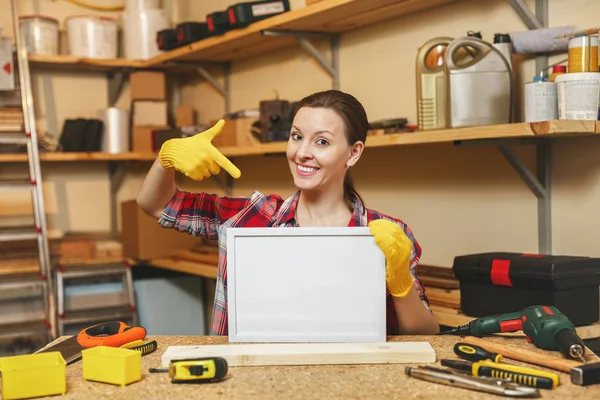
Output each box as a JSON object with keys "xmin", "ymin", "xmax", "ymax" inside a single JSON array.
[
  {"xmin": 416, "ymin": 36, "xmax": 453, "ymax": 131},
  {"xmin": 443, "ymin": 36, "xmax": 513, "ymax": 128}
]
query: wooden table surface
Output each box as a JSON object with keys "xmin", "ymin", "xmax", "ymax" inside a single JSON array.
[{"xmin": 34, "ymin": 335, "xmax": 600, "ymax": 399}]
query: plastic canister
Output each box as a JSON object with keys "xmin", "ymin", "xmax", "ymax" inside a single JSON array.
[
  {"xmin": 524, "ymin": 75, "xmax": 557, "ymax": 122},
  {"xmin": 568, "ymin": 36, "xmax": 598, "ymax": 73},
  {"xmin": 18, "ymin": 15, "xmax": 59, "ymax": 55},
  {"xmin": 66, "ymin": 16, "xmax": 119, "ymax": 59},
  {"xmin": 555, "ymin": 72, "xmax": 600, "ymax": 120}
]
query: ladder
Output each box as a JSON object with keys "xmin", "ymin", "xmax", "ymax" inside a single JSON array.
[
  {"xmin": 55, "ymin": 262, "xmax": 138, "ymax": 336},
  {"xmin": 0, "ymin": 0, "xmax": 55, "ymax": 341}
]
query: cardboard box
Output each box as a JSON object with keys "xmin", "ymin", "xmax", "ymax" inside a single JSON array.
[
  {"xmin": 132, "ymin": 100, "xmax": 168, "ymax": 126},
  {"xmin": 132, "ymin": 125, "xmax": 169, "ymax": 152},
  {"xmin": 121, "ymin": 200, "xmax": 200, "ymax": 260},
  {"xmin": 130, "ymin": 71, "xmax": 166, "ymax": 100},
  {"xmin": 176, "ymin": 105, "xmax": 195, "ymax": 127},
  {"xmin": 211, "ymin": 117, "xmax": 260, "ymax": 148}
]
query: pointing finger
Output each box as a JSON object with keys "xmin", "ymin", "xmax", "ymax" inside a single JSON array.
[
  {"xmin": 203, "ymin": 119, "xmax": 226, "ymax": 142},
  {"xmin": 208, "ymin": 145, "xmax": 241, "ymax": 179}
]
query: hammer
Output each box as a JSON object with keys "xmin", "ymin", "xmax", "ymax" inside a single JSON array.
[{"xmin": 463, "ymin": 336, "xmax": 600, "ymax": 386}]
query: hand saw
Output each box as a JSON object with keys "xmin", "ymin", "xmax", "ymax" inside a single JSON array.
[{"xmin": 36, "ymin": 321, "xmax": 150, "ymax": 365}]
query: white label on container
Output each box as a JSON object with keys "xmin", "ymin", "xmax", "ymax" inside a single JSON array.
[
  {"xmin": 557, "ymin": 80, "xmax": 600, "ymax": 120},
  {"xmin": 252, "ymin": 2, "xmax": 285, "ymax": 17},
  {"xmin": 525, "ymin": 82, "xmax": 557, "ymax": 122}
]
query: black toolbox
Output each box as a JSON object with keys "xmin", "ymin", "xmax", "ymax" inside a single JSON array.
[
  {"xmin": 227, "ymin": 0, "xmax": 290, "ymax": 29},
  {"xmin": 452, "ymin": 252, "xmax": 600, "ymax": 326},
  {"xmin": 207, "ymin": 11, "xmax": 232, "ymax": 36}
]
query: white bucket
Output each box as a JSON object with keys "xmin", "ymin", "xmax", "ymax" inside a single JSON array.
[
  {"xmin": 66, "ymin": 16, "xmax": 119, "ymax": 59},
  {"xmin": 19, "ymin": 15, "xmax": 59, "ymax": 55},
  {"xmin": 556, "ymin": 72, "xmax": 600, "ymax": 120},
  {"xmin": 122, "ymin": 9, "xmax": 168, "ymax": 60},
  {"xmin": 125, "ymin": 0, "xmax": 160, "ymax": 11},
  {"xmin": 99, "ymin": 107, "xmax": 129, "ymax": 154}
]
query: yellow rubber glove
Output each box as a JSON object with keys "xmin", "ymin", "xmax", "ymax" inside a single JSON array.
[
  {"xmin": 159, "ymin": 119, "xmax": 241, "ymax": 181},
  {"xmin": 368, "ymin": 219, "xmax": 415, "ymax": 298}
]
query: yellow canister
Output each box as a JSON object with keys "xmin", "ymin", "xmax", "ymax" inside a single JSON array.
[{"xmin": 568, "ymin": 36, "xmax": 598, "ymax": 72}]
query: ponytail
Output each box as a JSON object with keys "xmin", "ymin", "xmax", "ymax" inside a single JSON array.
[{"xmin": 344, "ymin": 172, "xmax": 365, "ymax": 213}]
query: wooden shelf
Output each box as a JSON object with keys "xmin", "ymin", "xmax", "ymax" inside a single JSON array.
[
  {"xmin": 0, "ymin": 152, "xmax": 158, "ymax": 163},
  {"xmin": 143, "ymin": 0, "xmax": 459, "ymax": 65},
  {"xmin": 27, "ymin": 54, "xmax": 147, "ymax": 72},
  {"xmin": 0, "ymin": 120, "xmax": 598, "ymax": 163}
]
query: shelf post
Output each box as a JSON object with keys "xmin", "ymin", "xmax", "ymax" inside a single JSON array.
[
  {"xmin": 107, "ymin": 69, "xmax": 129, "ymax": 107},
  {"xmin": 108, "ymin": 161, "xmax": 127, "ymax": 235},
  {"xmin": 261, "ymin": 30, "xmax": 340, "ymax": 90}
]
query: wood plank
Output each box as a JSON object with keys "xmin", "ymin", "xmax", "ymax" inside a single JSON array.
[
  {"xmin": 417, "ymin": 264, "xmax": 456, "ymax": 279},
  {"xmin": 419, "ymin": 275, "xmax": 459, "ymax": 289},
  {"xmin": 148, "ymin": 258, "xmax": 218, "ymax": 279},
  {"xmin": 170, "ymin": 249, "xmax": 218, "ymax": 265},
  {"xmin": 28, "ymin": 54, "xmax": 146, "ymax": 72},
  {"xmin": 424, "ymin": 287, "xmax": 460, "ymax": 308},
  {"xmin": 161, "ymin": 341, "xmax": 436, "ymax": 367},
  {"xmin": 0, "ymin": 152, "xmax": 158, "ymax": 163},
  {"xmin": 143, "ymin": 0, "xmax": 459, "ymax": 66}
]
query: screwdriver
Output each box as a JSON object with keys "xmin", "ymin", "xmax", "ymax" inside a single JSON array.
[
  {"xmin": 454, "ymin": 342, "xmax": 516, "ymax": 365},
  {"xmin": 441, "ymin": 358, "xmax": 560, "ymax": 389}
]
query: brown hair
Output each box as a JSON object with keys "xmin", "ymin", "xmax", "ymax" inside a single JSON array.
[{"xmin": 295, "ymin": 90, "xmax": 369, "ymax": 210}]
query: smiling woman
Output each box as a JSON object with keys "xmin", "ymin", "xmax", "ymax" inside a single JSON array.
[{"xmin": 136, "ymin": 89, "xmax": 440, "ymax": 337}]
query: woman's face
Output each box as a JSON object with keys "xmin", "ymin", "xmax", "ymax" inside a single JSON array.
[{"xmin": 286, "ymin": 106, "xmax": 362, "ymax": 193}]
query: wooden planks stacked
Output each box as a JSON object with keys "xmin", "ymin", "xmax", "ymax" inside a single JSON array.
[
  {"xmin": 417, "ymin": 264, "xmax": 461, "ymax": 314},
  {"xmin": 147, "ymin": 241, "xmax": 219, "ymax": 278},
  {"xmin": 0, "ymin": 240, "xmax": 40, "ymax": 276},
  {"xmin": 52, "ymin": 232, "xmax": 124, "ymax": 267},
  {"xmin": 0, "ymin": 107, "xmax": 23, "ymax": 133}
]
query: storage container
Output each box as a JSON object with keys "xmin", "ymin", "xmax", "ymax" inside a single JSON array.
[
  {"xmin": 18, "ymin": 15, "xmax": 59, "ymax": 55},
  {"xmin": 66, "ymin": 16, "xmax": 119, "ymax": 59},
  {"xmin": 452, "ymin": 252, "xmax": 600, "ymax": 326},
  {"xmin": 556, "ymin": 72, "xmax": 600, "ymax": 120},
  {"xmin": 0, "ymin": 351, "xmax": 66, "ymax": 400},
  {"xmin": 82, "ymin": 346, "xmax": 142, "ymax": 386}
]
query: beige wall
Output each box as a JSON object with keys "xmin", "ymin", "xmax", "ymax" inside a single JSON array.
[{"xmin": 1, "ymin": 0, "xmax": 599, "ymax": 266}]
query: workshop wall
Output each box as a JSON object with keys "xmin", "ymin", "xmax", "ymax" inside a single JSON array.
[{"xmin": 0, "ymin": 0, "xmax": 598, "ymax": 266}]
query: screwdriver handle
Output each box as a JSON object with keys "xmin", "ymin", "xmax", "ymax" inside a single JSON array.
[
  {"xmin": 454, "ymin": 343, "xmax": 502, "ymax": 363},
  {"xmin": 476, "ymin": 359, "xmax": 560, "ymax": 389}
]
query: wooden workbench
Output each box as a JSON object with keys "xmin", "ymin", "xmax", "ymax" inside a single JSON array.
[{"xmin": 33, "ymin": 335, "xmax": 600, "ymax": 399}]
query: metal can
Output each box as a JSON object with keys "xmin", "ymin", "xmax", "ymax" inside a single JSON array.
[{"xmin": 18, "ymin": 15, "xmax": 59, "ymax": 56}]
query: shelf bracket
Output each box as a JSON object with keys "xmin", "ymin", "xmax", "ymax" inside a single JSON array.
[
  {"xmin": 107, "ymin": 69, "xmax": 129, "ymax": 107},
  {"xmin": 455, "ymin": 138, "xmax": 552, "ymax": 254},
  {"xmin": 262, "ymin": 29, "xmax": 340, "ymax": 90},
  {"xmin": 496, "ymin": 143, "xmax": 551, "ymax": 254},
  {"xmin": 168, "ymin": 61, "xmax": 231, "ymax": 113},
  {"xmin": 507, "ymin": 0, "xmax": 549, "ymax": 73},
  {"xmin": 108, "ymin": 161, "xmax": 127, "ymax": 235}
]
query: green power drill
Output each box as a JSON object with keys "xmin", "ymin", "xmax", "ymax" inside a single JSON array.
[{"xmin": 443, "ymin": 305, "xmax": 586, "ymax": 362}]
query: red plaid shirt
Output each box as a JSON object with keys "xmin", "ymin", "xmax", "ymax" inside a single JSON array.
[{"xmin": 159, "ymin": 189, "xmax": 430, "ymax": 336}]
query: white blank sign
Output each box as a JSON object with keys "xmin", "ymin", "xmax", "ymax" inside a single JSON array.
[{"xmin": 226, "ymin": 227, "xmax": 387, "ymax": 343}]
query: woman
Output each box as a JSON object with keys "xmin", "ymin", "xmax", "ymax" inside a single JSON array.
[{"xmin": 137, "ymin": 89, "xmax": 439, "ymax": 336}]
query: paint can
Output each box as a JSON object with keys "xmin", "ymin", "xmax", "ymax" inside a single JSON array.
[
  {"xmin": 568, "ymin": 36, "xmax": 598, "ymax": 72},
  {"xmin": 66, "ymin": 16, "xmax": 119, "ymax": 59},
  {"xmin": 99, "ymin": 107, "xmax": 129, "ymax": 154},
  {"xmin": 18, "ymin": 15, "xmax": 59, "ymax": 55},
  {"xmin": 524, "ymin": 75, "xmax": 557, "ymax": 122},
  {"xmin": 556, "ymin": 72, "xmax": 600, "ymax": 120}
]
